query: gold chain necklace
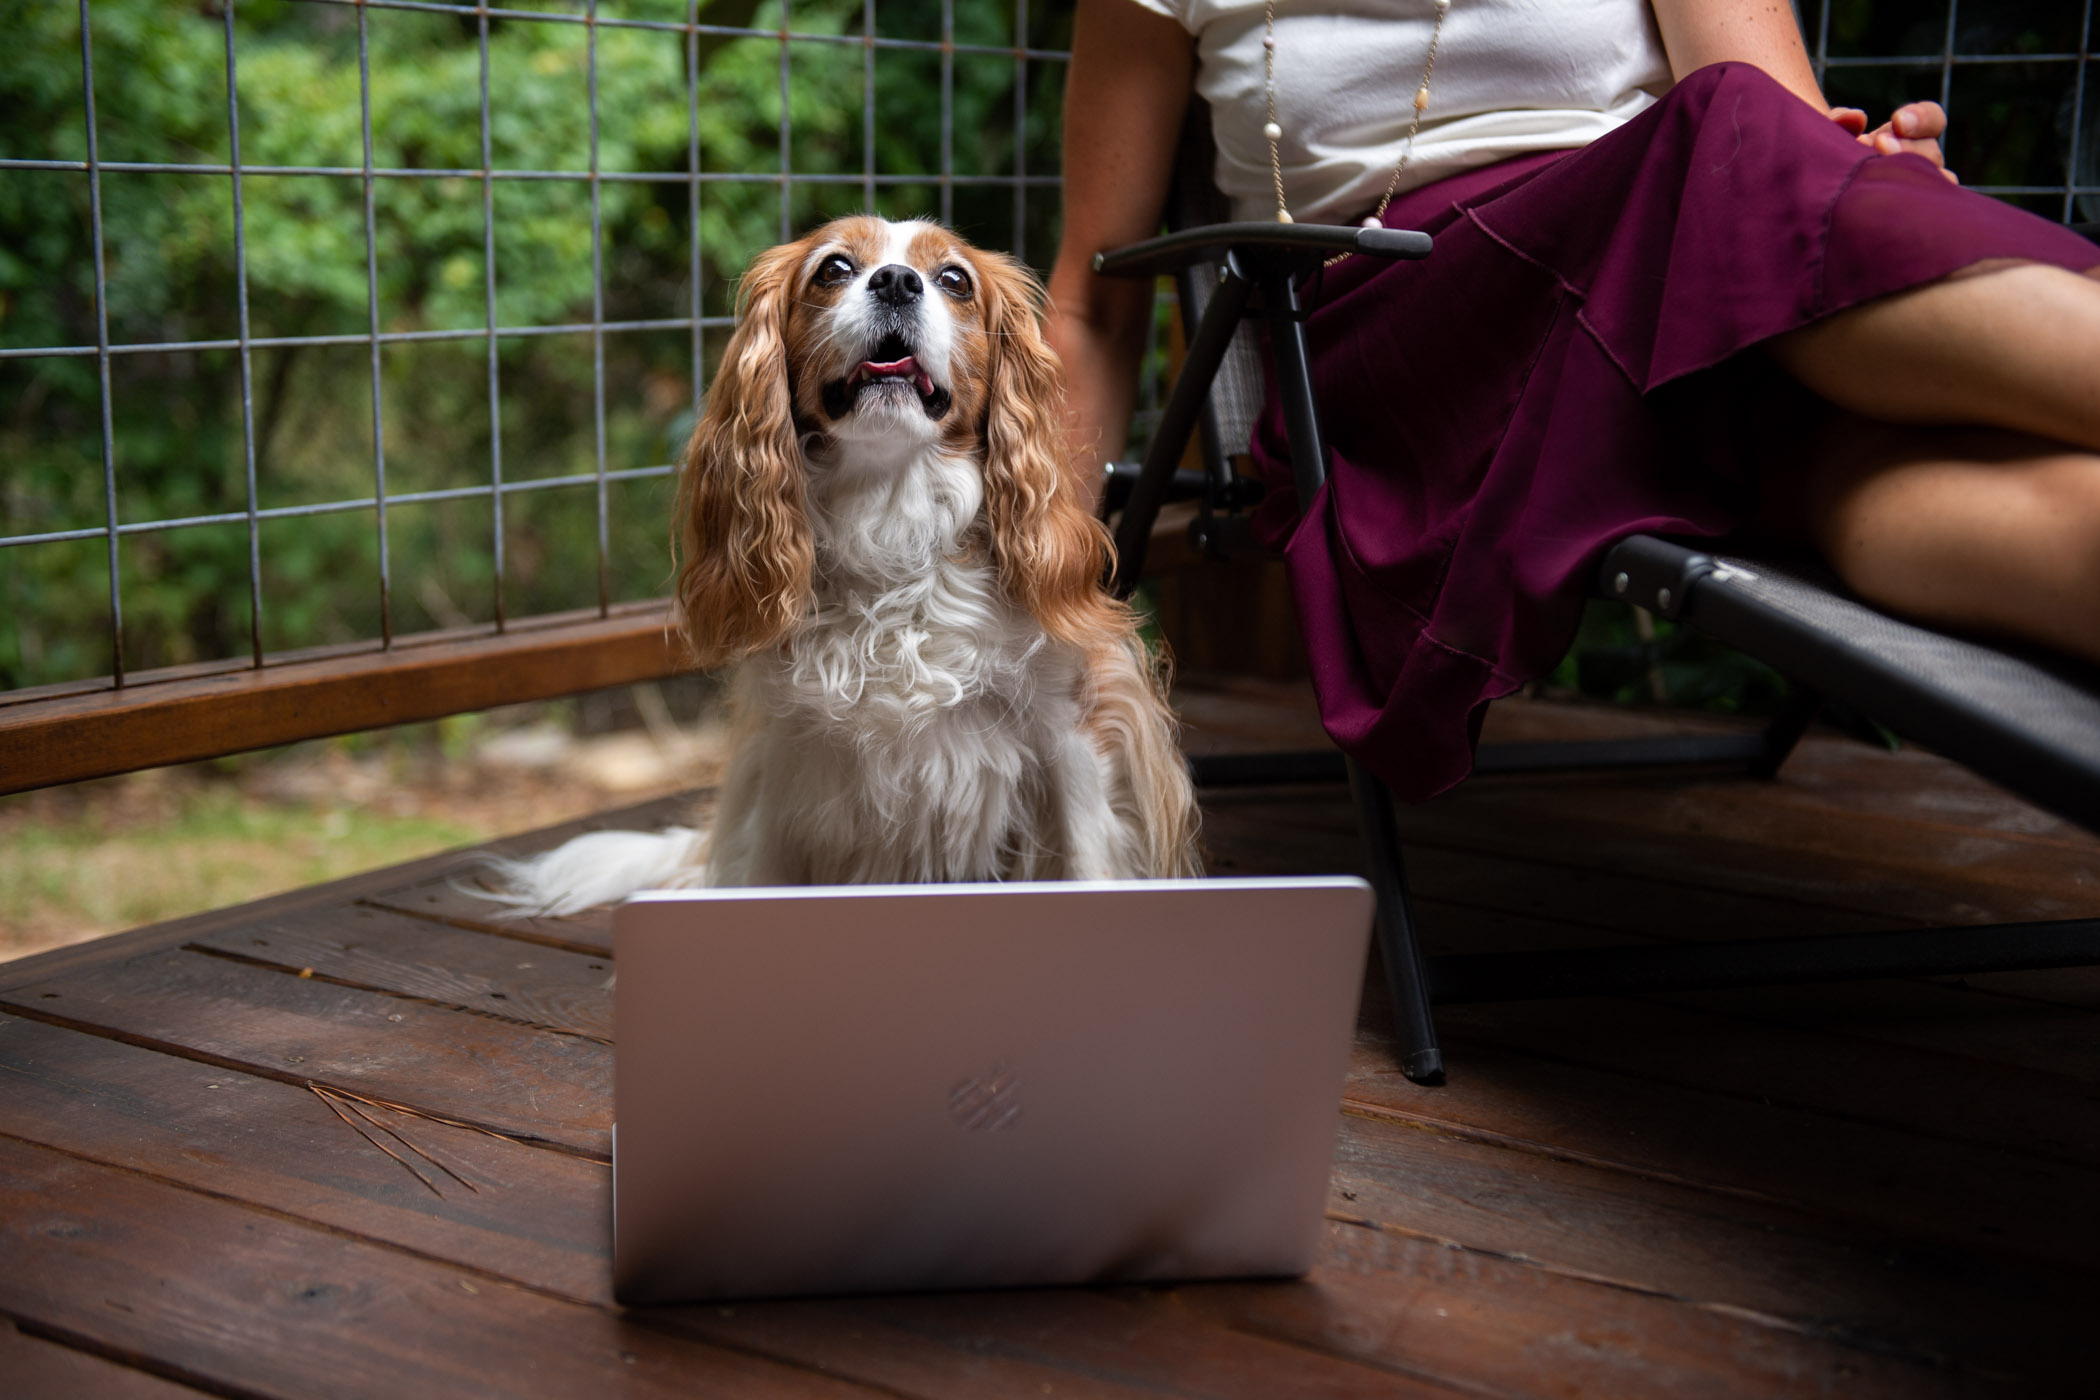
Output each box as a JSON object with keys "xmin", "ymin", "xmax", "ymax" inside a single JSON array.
[{"xmin": 1262, "ymin": 0, "xmax": 1451, "ymax": 263}]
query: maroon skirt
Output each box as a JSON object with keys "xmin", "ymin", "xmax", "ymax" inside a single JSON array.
[{"xmin": 1248, "ymin": 61, "xmax": 2100, "ymax": 802}]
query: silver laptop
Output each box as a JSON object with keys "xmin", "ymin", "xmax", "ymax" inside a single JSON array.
[{"xmin": 611, "ymin": 877, "xmax": 1373, "ymax": 1304}]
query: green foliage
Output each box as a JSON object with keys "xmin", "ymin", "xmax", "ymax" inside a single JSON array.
[
  {"xmin": 1549, "ymin": 601, "xmax": 1790, "ymax": 714},
  {"xmin": 2, "ymin": 0, "xmax": 1065, "ymax": 688}
]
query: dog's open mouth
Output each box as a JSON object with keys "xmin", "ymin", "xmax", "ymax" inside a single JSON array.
[{"xmin": 822, "ymin": 333, "xmax": 952, "ymax": 421}]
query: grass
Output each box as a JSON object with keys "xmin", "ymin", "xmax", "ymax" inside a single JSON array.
[
  {"xmin": 0, "ymin": 778, "xmax": 481, "ymax": 958},
  {"xmin": 0, "ymin": 683, "xmax": 727, "ymax": 964}
]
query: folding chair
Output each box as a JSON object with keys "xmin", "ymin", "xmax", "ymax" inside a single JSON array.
[{"xmin": 1097, "ymin": 111, "xmax": 2100, "ymax": 1085}]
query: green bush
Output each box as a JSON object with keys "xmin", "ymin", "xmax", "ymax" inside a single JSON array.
[{"xmin": 1, "ymin": 0, "xmax": 1067, "ymax": 687}]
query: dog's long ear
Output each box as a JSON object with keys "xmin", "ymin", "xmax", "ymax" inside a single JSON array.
[
  {"xmin": 975, "ymin": 251, "xmax": 1117, "ymax": 646},
  {"xmin": 673, "ymin": 240, "xmax": 815, "ymax": 669}
]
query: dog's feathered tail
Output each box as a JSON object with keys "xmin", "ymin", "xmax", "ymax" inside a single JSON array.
[{"xmin": 476, "ymin": 826, "xmax": 711, "ymax": 918}]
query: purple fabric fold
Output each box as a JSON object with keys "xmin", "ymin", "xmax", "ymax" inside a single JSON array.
[{"xmin": 1249, "ymin": 61, "xmax": 2100, "ymax": 802}]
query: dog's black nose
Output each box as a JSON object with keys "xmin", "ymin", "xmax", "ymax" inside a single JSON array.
[{"xmin": 866, "ymin": 263, "xmax": 923, "ymax": 307}]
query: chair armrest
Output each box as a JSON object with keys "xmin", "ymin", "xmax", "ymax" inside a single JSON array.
[
  {"xmin": 1092, "ymin": 221, "xmax": 1432, "ymax": 278},
  {"xmin": 1597, "ymin": 532, "xmax": 2100, "ymax": 833}
]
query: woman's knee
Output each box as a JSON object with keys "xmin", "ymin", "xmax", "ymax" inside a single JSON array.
[{"xmin": 1804, "ymin": 421, "xmax": 2100, "ymax": 617}]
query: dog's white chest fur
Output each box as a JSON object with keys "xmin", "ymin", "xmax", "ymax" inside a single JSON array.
[{"xmin": 705, "ymin": 447, "xmax": 1112, "ymax": 885}]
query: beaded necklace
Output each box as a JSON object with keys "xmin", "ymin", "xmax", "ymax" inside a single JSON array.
[{"xmin": 1261, "ymin": 0, "xmax": 1451, "ymax": 261}]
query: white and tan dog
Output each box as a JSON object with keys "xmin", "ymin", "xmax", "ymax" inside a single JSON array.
[{"xmin": 499, "ymin": 217, "xmax": 1200, "ymax": 913}]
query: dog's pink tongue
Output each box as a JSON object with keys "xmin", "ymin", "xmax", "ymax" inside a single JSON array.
[{"xmin": 858, "ymin": 355, "xmax": 935, "ymax": 395}]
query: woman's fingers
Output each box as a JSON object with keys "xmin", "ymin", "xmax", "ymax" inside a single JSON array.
[
  {"xmin": 1827, "ymin": 105, "xmax": 1868, "ymax": 135},
  {"xmin": 1858, "ymin": 101, "xmax": 1958, "ymax": 182},
  {"xmin": 1871, "ymin": 128, "xmax": 1940, "ymax": 162},
  {"xmin": 1892, "ymin": 101, "xmax": 1947, "ymax": 140}
]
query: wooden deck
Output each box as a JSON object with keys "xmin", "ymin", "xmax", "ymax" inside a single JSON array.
[{"xmin": 4, "ymin": 678, "xmax": 2097, "ymax": 1399}]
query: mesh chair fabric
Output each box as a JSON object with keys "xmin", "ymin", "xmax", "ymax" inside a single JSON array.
[
  {"xmin": 1701, "ymin": 549, "xmax": 2100, "ymax": 827},
  {"xmin": 1178, "ymin": 259, "xmax": 1266, "ymax": 460}
]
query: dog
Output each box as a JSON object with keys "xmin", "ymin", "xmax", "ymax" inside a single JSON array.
[{"xmin": 496, "ymin": 217, "xmax": 1201, "ymax": 914}]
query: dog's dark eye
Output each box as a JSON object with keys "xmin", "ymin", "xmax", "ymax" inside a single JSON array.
[
  {"xmin": 934, "ymin": 266, "xmax": 972, "ymax": 299},
  {"xmin": 813, "ymin": 254, "xmax": 855, "ymax": 288}
]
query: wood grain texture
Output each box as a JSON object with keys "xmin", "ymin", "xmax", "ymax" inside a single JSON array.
[
  {"xmin": 1184, "ymin": 1218, "xmax": 1990, "ymax": 1399},
  {"xmin": 191, "ymin": 905, "xmax": 617, "ymax": 1042},
  {"xmin": 1321, "ymin": 1108, "xmax": 2095, "ymax": 1389},
  {"xmin": 1188, "ymin": 678, "xmax": 2100, "ymax": 923},
  {"xmin": 1426, "ymin": 990, "xmax": 2100, "ymax": 1167},
  {"xmin": 1, "ymin": 948, "xmax": 610, "ymax": 1157},
  {"xmin": 0, "ymin": 1317, "xmax": 214, "ymax": 1400},
  {"xmin": 354, "ymin": 790, "xmax": 704, "ymax": 957},
  {"xmin": 1399, "ymin": 779, "xmax": 2100, "ymax": 925},
  {"xmin": 1340, "ymin": 1036, "xmax": 2099, "ymax": 1270},
  {"xmin": 0, "ymin": 1135, "xmax": 881, "ymax": 1400},
  {"xmin": 656, "ymin": 1287, "xmax": 1468, "ymax": 1400},
  {"xmin": 0, "ymin": 1014, "xmax": 612, "ymax": 1304},
  {"xmin": 7, "ymin": 685, "xmax": 2097, "ymax": 1399},
  {"xmin": 362, "ymin": 878, "xmax": 620, "ymax": 958},
  {"xmin": 0, "ymin": 604, "xmax": 683, "ymax": 796}
]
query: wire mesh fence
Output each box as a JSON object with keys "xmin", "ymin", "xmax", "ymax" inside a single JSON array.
[
  {"xmin": 1, "ymin": 0, "xmax": 1068, "ymax": 694},
  {"xmin": 1805, "ymin": 0, "xmax": 2096, "ymax": 221},
  {"xmin": 0, "ymin": 0, "xmax": 2092, "ymax": 704}
]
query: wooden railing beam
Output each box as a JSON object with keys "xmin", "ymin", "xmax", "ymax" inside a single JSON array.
[{"xmin": 0, "ymin": 604, "xmax": 687, "ymax": 796}]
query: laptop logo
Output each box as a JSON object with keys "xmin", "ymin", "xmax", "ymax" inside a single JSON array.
[{"xmin": 947, "ymin": 1061, "xmax": 1023, "ymax": 1133}]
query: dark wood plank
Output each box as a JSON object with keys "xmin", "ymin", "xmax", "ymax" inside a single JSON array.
[
  {"xmin": 1399, "ymin": 781, "xmax": 2100, "ymax": 927},
  {"xmin": 0, "ymin": 948, "xmax": 610, "ymax": 1158},
  {"xmin": 0, "ymin": 1135, "xmax": 881, "ymax": 1400},
  {"xmin": 0, "ymin": 1125, "xmax": 1495, "ymax": 1400},
  {"xmin": 356, "ymin": 791, "xmax": 710, "ymax": 956},
  {"xmin": 364, "ymin": 877, "xmax": 619, "ymax": 957},
  {"xmin": 1149, "ymin": 556, "xmax": 1310, "ymax": 680},
  {"xmin": 1215, "ymin": 781, "xmax": 2100, "ymax": 1084},
  {"xmin": 0, "ymin": 1316, "xmax": 213, "ymax": 1400},
  {"xmin": 1185, "ymin": 680, "xmax": 2100, "ymax": 924},
  {"xmin": 1203, "ymin": 781, "xmax": 1892, "ymax": 941},
  {"xmin": 1322, "ymin": 1108, "xmax": 2094, "ymax": 1388},
  {"xmin": 1195, "ymin": 674, "xmax": 2092, "ymax": 858},
  {"xmin": 1935, "ymin": 966, "xmax": 2100, "ymax": 1012},
  {"xmin": 1667, "ymin": 979, "xmax": 2100, "ymax": 1081},
  {"xmin": 0, "ymin": 1014, "xmax": 611, "ymax": 1304},
  {"xmin": 1173, "ymin": 672, "xmax": 1335, "ymax": 755},
  {"xmin": 1410, "ymin": 990, "xmax": 2100, "ymax": 1168},
  {"xmin": 658, "ymin": 1288, "xmax": 1465, "ymax": 1400},
  {"xmin": 0, "ymin": 1025, "xmax": 1460, "ymax": 1400},
  {"xmin": 191, "ymin": 906, "xmax": 616, "ymax": 1042},
  {"xmin": 1479, "ymin": 697, "xmax": 2093, "ymax": 847},
  {"xmin": 1173, "ymin": 1218, "xmax": 1987, "ymax": 1400},
  {"xmin": 1340, "ymin": 1037, "xmax": 2100, "ymax": 1271}
]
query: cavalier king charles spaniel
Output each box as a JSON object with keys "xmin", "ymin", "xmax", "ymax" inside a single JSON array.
[{"xmin": 498, "ymin": 217, "xmax": 1201, "ymax": 913}]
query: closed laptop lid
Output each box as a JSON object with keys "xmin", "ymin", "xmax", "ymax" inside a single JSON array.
[{"xmin": 611, "ymin": 877, "xmax": 1372, "ymax": 1304}]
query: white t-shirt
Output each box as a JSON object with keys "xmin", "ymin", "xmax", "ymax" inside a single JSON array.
[{"xmin": 1124, "ymin": 0, "xmax": 1674, "ymax": 223}]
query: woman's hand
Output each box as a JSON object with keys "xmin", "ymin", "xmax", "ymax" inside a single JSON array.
[
  {"xmin": 1651, "ymin": 1, "xmax": 1955, "ymax": 184},
  {"xmin": 1829, "ymin": 101, "xmax": 1958, "ymax": 182}
]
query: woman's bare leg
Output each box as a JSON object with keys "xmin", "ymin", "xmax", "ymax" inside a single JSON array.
[
  {"xmin": 1767, "ymin": 263, "xmax": 2100, "ymax": 451},
  {"xmin": 1795, "ymin": 414, "xmax": 2100, "ymax": 663},
  {"xmin": 1759, "ymin": 261, "xmax": 2100, "ymax": 662}
]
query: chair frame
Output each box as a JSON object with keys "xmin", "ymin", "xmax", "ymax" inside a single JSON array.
[{"xmin": 1095, "ymin": 221, "xmax": 2100, "ymax": 1086}]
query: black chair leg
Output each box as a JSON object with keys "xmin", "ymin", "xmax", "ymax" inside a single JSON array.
[
  {"xmin": 1750, "ymin": 684, "xmax": 1823, "ymax": 780},
  {"xmin": 1346, "ymin": 757, "xmax": 1444, "ymax": 1085}
]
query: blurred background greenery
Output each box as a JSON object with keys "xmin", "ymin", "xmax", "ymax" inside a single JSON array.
[
  {"xmin": 1, "ymin": 0, "xmax": 2092, "ymax": 704},
  {"xmin": 1, "ymin": 0, "xmax": 1069, "ymax": 689},
  {"xmin": 0, "ymin": 0, "xmax": 2092, "ymax": 953}
]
